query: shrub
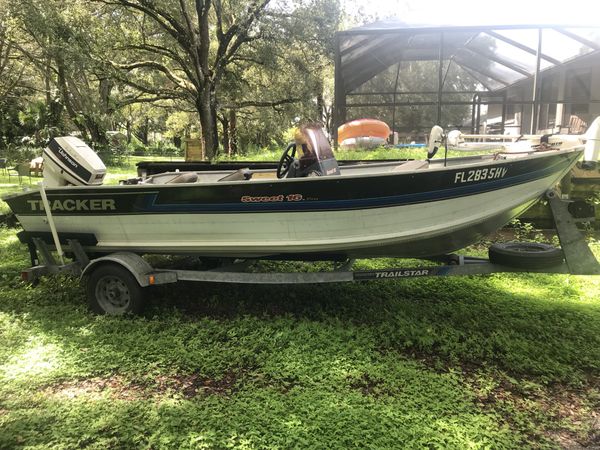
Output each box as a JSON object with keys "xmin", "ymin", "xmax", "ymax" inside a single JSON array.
[
  {"xmin": 95, "ymin": 145, "xmax": 130, "ymax": 166},
  {"xmin": 0, "ymin": 144, "xmax": 41, "ymax": 164},
  {"xmin": 131, "ymin": 144, "xmax": 147, "ymax": 156}
]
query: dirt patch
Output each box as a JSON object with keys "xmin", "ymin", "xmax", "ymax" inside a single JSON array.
[
  {"xmin": 155, "ymin": 370, "xmax": 239, "ymax": 397},
  {"xmin": 348, "ymin": 373, "xmax": 387, "ymax": 397},
  {"xmin": 374, "ymin": 347, "xmax": 600, "ymax": 447},
  {"xmin": 44, "ymin": 375, "xmax": 146, "ymax": 400},
  {"xmin": 468, "ymin": 374, "xmax": 600, "ymax": 448},
  {"xmin": 43, "ymin": 371, "xmax": 240, "ymax": 401}
]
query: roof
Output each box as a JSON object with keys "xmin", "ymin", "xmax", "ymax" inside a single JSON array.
[{"xmin": 337, "ymin": 23, "xmax": 600, "ymax": 93}]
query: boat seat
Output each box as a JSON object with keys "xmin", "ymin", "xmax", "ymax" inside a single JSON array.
[
  {"xmin": 391, "ymin": 160, "xmax": 429, "ymax": 172},
  {"xmin": 166, "ymin": 172, "xmax": 199, "ymax": 184},
  {"xmin": 218, "ymin": 168, "xmax": 252, "ymax": 182}
]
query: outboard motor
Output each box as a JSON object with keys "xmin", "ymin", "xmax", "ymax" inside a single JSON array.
[
  {"xmin": 583, "ymin": 116, "xmax": 600, "ymax": 169},
  {"xmin": 446, "ymin": 130, "xmax": 464, "ymax": 147},
  {"xmin": 427, "ymin": 125, "xmax": 445, "ymax": 159},
  {"xmin": 43, "ymin": 137, "xmax": 106, "ymax": 187}
]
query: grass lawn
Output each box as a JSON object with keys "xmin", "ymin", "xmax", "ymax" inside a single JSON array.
[{"xmin": 1, "ymin": 155, "xmax": 599, "ymax": 448}]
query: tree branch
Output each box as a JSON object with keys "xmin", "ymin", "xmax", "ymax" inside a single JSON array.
[
  {"xmin": 118, "ymin": 94, "xmax": 179, "ymax": 107},
  {"xmin": 112, "ymin": 60, "xmax": 197, "ymax": 94},
  {"xmin": 95, "ymin": 0, "xmax": 193, "ymax": 63},
  {"xmin": 117, "ymin": 43, "xmax": 198, "ymax": 86},
  {"xmin": 195, "ymin": 0, "xmax": 211, "ymax": 78},
  {"xmin": 114, "ymin": 75, "xmax": 190, "ymax": 101},
  {"xmin": 222, "ymin": 97, "xmax": 301, "ymax": 109},
  {"xmin": 213, "ymin": 0, "xmax": 271, "ymax": 82}
]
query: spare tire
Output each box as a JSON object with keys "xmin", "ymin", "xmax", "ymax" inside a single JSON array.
[{"xmin": 488, "ymin": 242, "xmax": 564, "ymax": 269}]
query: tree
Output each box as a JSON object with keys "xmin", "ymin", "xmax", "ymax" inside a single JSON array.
[
  {"xmin": 2, "ymin": 0, "xmax": 343, "ymax": 154},
  {"xmin": 8, "ymin": 0, "xmax": 179, "ymax": 146},
  {"xmin": 0, "ymin": 3, "xmax": 39, "ymax": 145},
  {"xmin": 97, "ymin": 0, "xmax": 279, "ymax": 158},
  {"xmin": 214, "ymin": 0, "xmax": 341, "ymax": 151},
  {"xmin": 9, "ymin": 0, "xmax": 113, "ymax": 143}
]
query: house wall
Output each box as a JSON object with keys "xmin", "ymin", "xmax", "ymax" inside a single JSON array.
[{"xmin": 484, "ymin": 55, "xmax": 600, "ymax": 134}]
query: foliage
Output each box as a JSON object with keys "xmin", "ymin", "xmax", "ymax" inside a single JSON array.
[
  {"xmin": 93, "ymin": 144, "xmax": 128, "ymax": 167},
  {"xmin": 0, "ymin": 0, "xmax": 348, "ymax": 157},
  {"xmin": 0, "ymin": 144, "xmax": 42, "ymax": 164},
  {"xmin": 508, "ymin": 218, "xmax": 560, "ymax": 245},
  {"xmin": 9, "ymin": 0, "xmax": 115, "ymax": 143},
  {"xmin": 0, "ymin": 222, "xmax": 599, "ymax": 448},
  {"xmin": 164, "ymin": 111, "xmax": 198, "ymax": 140}
]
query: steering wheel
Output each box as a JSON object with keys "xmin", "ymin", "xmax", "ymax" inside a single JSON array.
[{"xmin": 277, "ymin": 143, "xmax": 297, "ymax": 179}]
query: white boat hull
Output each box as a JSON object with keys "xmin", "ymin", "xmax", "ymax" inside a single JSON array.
[{"xmin": 15, "ymin": 171, "xmax": 560, "ymax": 258}]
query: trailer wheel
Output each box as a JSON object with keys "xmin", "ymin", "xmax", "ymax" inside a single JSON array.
[
  {"xmin": 488, "ymin": 242, "xmax": 564, "ymax": 269},
  {"xmin": 86, "ymin": 264, "xmax": 144, "ymax": 315}
]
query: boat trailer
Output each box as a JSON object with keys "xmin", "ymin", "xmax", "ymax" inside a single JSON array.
[{"xmin": 18, "ymin": 189, "xmax": 600, "ymax": 315}]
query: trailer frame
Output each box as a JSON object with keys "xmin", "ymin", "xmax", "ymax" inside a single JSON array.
[{"xmin": 18, "ymin": 189, "xmax": 600, "ymax": 314}]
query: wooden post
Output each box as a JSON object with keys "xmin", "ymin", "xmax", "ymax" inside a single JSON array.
[{"xmin": 184, "ymin": 138, "xmax": 204, "ymax": 161}]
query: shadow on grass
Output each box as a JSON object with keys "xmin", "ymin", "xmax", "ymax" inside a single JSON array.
[
  {"xmin": 1, "ymin": 268, "xmax": 599, "ymax": 385},
  {"xmin": 1, "ymin": 227, "xmax": 598, "ymax": 384},
  {"xmin": 147, "ymin": 275, "xmax": 600, "ymax": 380},
  {"xmin": 2, "ymin": 251, "xmax": 599, "ymax": 448},
  {"xmin": 0, "ymin": 384, "xmax": 520, "ymax": 449}
]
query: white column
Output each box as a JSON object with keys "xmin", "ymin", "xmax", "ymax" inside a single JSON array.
[{"xmin": 555, "ymin": 69, "xmax": 566, "ymax": 131}]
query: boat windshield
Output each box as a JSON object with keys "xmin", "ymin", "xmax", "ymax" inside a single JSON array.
[
  {"xmin": 301, "ymin": 126, "xmax": 335, "ymax": 161},
  {"xmin": 288, "ymin": 124, "xmax": 340, "ymax": 177}
]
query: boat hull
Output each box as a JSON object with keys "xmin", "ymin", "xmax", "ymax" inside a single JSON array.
[{"xmin": 5, "ymin": 150, "xmax": 581, "ymax": 259}]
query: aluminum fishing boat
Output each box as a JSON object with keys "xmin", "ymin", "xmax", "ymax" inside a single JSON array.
[{"xmin": 4, "ymin": 122, "xmax": 598, "ymax": 259}]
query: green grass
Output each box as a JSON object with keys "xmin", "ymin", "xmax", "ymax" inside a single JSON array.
[
  {"xmin": 1, "ymin": 225, "xmax": 599, "ymax": 448},
  {"xmin": 1, "ymin": 153, "xmax": 600, "ymax": 448}
]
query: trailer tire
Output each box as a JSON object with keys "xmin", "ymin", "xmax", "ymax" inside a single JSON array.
[
  {"xmin": 488, "ymin": 242, "xmax": 564, "ymax": 269},
  {"xmin": 86, "ymin": 264, "xmax": 144, "ymax": 315}
]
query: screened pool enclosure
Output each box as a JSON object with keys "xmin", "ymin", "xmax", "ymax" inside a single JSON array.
[{"xmin": 333, "ymin": 22, "xmax": 600, "ymax": 142}]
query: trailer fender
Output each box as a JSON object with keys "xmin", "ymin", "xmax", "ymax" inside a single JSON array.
[{"xmin": 81, "ymin": 252, "xmax": 176, "ymax": 287}]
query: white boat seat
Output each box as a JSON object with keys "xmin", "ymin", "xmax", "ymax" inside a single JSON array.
[
  {"xmin": 392, "ymin": 160, "xmax": 429, "ymax": 172},
  {"xmin": 166, "ymin": 172, "xmax": 199, "ymax": 184},
  {"xmin": 218, "ymin": 168, "xmax": 252, "ymax": 182}
]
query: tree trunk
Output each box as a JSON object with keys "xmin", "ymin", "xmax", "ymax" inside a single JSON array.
[
  {"xmin": 229, "ymin": 109, "xmax": 238, "ymax": 156},
  {"xmin": 44, "ymin": 57, "xmax": 52, "ymax": 107},
  {"xmin": 126, "ymin": 119, "xmax": 132, "ymax": 144},
  {"xmin": 139, "ymin": 117, "xmax": 149, "ymax": 145},
  {"xmin": 99, "ymin": 78, "xmax": 112, "ymax": 114},
  {"xmin": 85, "ymin": 116, "xmax": 107, "ymax": 145},
  {"xmin": 197, "ymin": 84, "xmax": 219, "ymax": 159},
  {"xmin": 316, "ymin": 83, "xmax": 325, "ymax": 123},
  {"xmin": 56, "ymin": 60, "xmax": 89, "ymax": 141},
  {"xmin": 220, "ymin": 114, "xmax": 230, "ymax": 156}
]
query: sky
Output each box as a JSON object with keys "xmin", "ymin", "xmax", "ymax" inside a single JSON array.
[{"xmin": 342, "ymin": 0, "xmax": 600, "ymax": 27}]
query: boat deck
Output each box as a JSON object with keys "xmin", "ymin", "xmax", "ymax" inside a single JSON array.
[{"xmin": 141, "ymin": 151, "xmax": 549, "ymax": 185}]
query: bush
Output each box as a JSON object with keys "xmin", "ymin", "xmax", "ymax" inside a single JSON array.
[
  {"xmin": 161, "ymin": 146, "xmax": 183, "ymax": 157},
  {"xmin": 131, "ymin": 144, "xmax": 147, "ymax": 156},
  {"xmin": 147, "ymin": 143, "xmax": 183, "ymax": 157},
  {"xmin": 0, "ymin": 144, "xmax": 41, "ymax": 164},
  {"xmin": 95, "ymin": 145, "xmax": 130, "ymax": 166}
]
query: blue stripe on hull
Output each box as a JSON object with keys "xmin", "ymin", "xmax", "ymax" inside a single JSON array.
[{"xmin": 143, "ymin": 160, "xmax": 562, "ymax": 213}]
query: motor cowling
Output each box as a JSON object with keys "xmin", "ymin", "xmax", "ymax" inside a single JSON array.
[
  {"xmin": 584, "ymin": 116, "xmax": 600, "ymax": 164},
  {"xmin": 43, "ymin": 137, "xmax": 106, "ymax": 187},
  {"xmin": 427, "ymin": 125, "xmax": 444, "ymax": 159}
]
